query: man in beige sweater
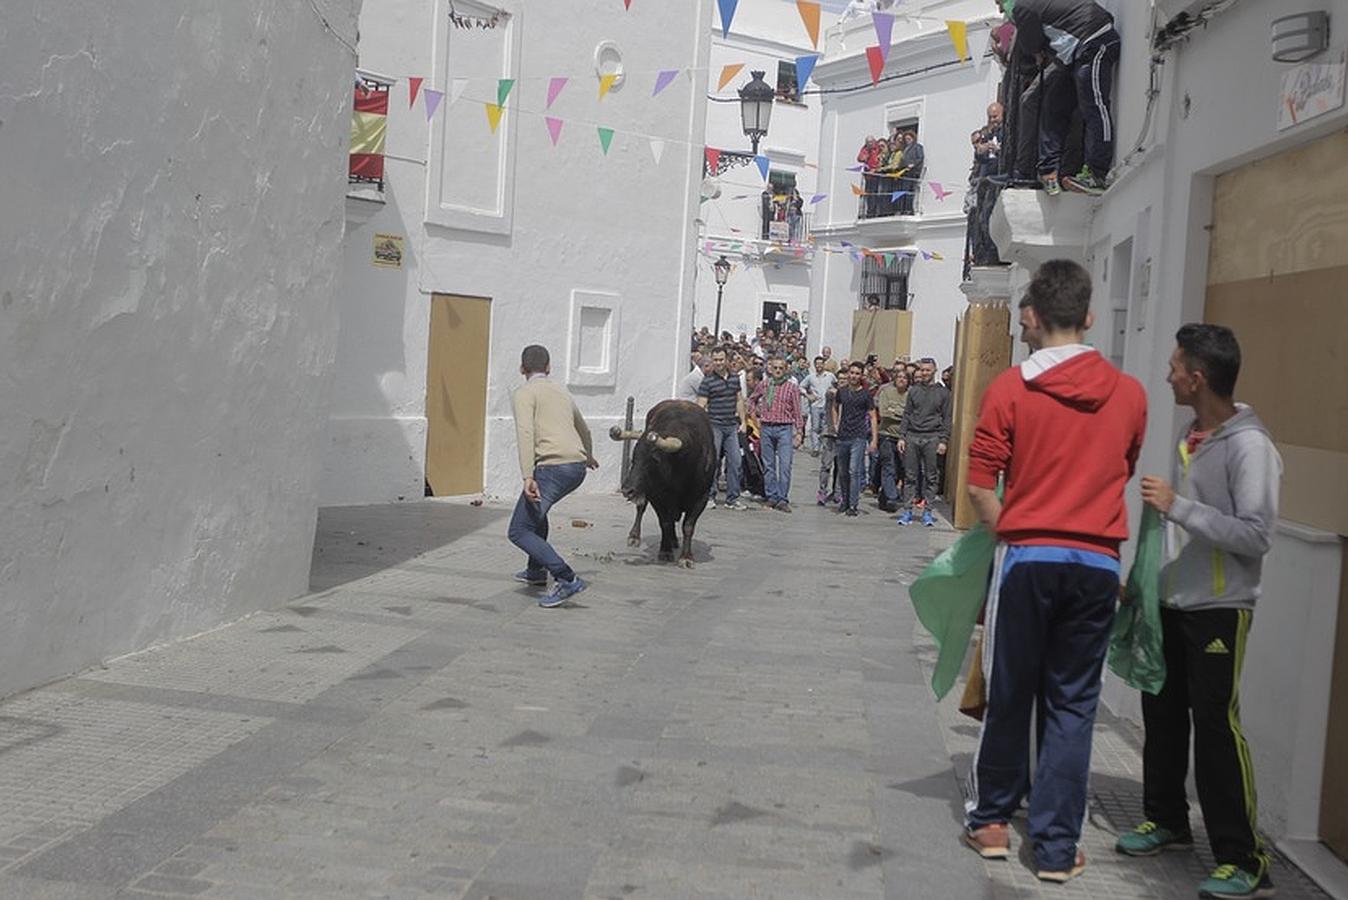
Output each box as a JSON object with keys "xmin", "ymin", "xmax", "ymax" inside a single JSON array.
[{"xmin": 508, "ymin": 345, "xmax": 598, "ymax": 608}]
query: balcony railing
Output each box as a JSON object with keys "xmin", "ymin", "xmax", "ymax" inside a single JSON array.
[
  {"xmin": 761, "ymin": 205, "xmax": 812, "ymax": 245},
  {"xmin": 856, "ymin": 174, "xmax": 923, "ymax": 221}
]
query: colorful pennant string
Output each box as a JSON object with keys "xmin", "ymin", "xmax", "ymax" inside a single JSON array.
[
  {"xmin": 408, "ymin": 76, "xmax": 423, "ymax": 108},
  {"xmin": 598, "ymin": 127, "xmax": 615, "ymax": 154},
  {"xmin": 424, "ymin": 89, "xmax": 444, "ymax": 121},
  {"xmin": 797, "ymin": 1, "xmax": 821, "ymax": 48},
  {"xmin": 717, "ymin": 63, "xmax": 745, "ymax": 91}
]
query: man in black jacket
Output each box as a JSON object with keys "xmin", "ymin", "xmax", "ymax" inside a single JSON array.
[
  {"xmin": 897, "ymin": 358, "xmax": 951, "ymax": 526},
  {"xmin": 1000, "ymin": 0, "xmax": 1120, "ymax": 196}
]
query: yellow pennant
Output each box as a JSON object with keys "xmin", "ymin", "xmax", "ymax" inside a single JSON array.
[
  {"xmin": 485, "ymin": 103, "xmax": 504, "ymax": 133},
  {"xmin": 946, "ymin": 20, "xmax": 970, "ymax": 62},
  {"xmin": 598, "ymin": 73, "xmax": 619, "ymax": 99},
  {"xmin": 718, "ymin": 63, "xmax": 745, "ymax": 91}
]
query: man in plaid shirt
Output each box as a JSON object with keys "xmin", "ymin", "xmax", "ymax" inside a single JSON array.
[{"xmin": 748, "ymin": 355, "xmax": 805, "ymax": 513}]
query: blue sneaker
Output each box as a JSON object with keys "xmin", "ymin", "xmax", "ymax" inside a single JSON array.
[
  {"xmin": 896, "ymin": 509, "xmax": 913, "ymax": 526},
  {"xmin": 539, "ymin": 576, "xmax": 587, "ymax": 608},
  {"xmin": 514, "ymin": 570, "xmax": 547, "ymax": 587},
  {"xmin": 922, "ymin": 509, "xmax": 936, "ymax": 527}
]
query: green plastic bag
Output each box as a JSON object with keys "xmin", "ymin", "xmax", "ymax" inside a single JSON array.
[
  {"xmin": 910, "ymin": 523, "xmax": 997, "ymax": 700},
  {"xmin": 1108, "ymin": 506, "xmax": 1167, "ymax": 695}
]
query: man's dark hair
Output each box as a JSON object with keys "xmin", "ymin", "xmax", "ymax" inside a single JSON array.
[
  {"xmin": 1019, "ymin": 259, "xmax": 1092, "ymax": 331},
  {"xmin": 1176, "ymin": 323, "xmax": 1241, "ymax": 398},
  {"xmin": 848, "ymin": 361, "xmax": 865, "ymax": 372},
  {"xmin": 920, "ymin": 356, "xmax": 936, "ymax": 366},
  {"xmin": 521, "ymin": 344, "xmax": 550, "ymax": 374}
]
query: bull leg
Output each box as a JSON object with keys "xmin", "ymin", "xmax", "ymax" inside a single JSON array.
[
  {"xmin": 678, "ymin": 505, "xmax": 706, "ymax": 568},
  {"xmin": 657, "ymin": 515, "xmax": 678, "ymax": 563},
  {"xmin": 627, "ymin": 501, "xmax": 646, "ymax": 548}
]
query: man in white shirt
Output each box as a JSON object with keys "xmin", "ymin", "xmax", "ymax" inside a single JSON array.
[{"xmin": 677, "ymin": 353, "xmax": 711, "ymax": 401}]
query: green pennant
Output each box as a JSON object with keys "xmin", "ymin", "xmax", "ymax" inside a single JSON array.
[
  {"xmin": 497, "ymin": 78, "xmax": 516, "ymax": 106},
  {"xmin": 597, "ymin": 126, "xmax": 615, "ymax": 154}
]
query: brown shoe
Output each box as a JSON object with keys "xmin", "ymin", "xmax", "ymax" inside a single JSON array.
[
  {"xmin": 1037, "ymin": 850, "xmax": 1086, "ymax": 883},
  {"xmin": 964, "ymin": 823, "xmax": 1010, "ymax": 859}
]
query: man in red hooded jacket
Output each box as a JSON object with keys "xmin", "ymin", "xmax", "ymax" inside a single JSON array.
[{"xmin": 961, "ymin": 259, "xmax": 1146, "ymax": 882}]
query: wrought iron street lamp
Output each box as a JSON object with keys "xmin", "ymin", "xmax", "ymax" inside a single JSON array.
[
  {"xmin": 738, "ymin": 70, "xmax": 775, "ymax": 156},
  {"xmin": 712, "ymin": 255, "xmax": 732, "ymax": 337}
]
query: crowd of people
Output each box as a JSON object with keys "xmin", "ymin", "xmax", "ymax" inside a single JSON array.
[
  {"xmin": 679, "ymin": 318, "xmax": 954, "ymax": 522},
  {"xmin": 856, "ymin": 129, "xmax": 925, "ymax": 218}
]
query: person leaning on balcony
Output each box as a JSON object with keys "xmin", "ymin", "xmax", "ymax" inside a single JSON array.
[
  {"xmin": 858, "ymin": 137, "xmax": 884, "ymax": 218},
  {"xmin": 997, "ymin": 0, "xmax": 1120, "ymax": 196},
  {"xmin": 898, "ymin": 132, "xmax": 925, "ymax": 215}
]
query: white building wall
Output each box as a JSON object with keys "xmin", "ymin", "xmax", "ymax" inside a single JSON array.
[
  {"xmin": 695, "ymin": 0, "xmax": 829, "ymax": 343},
  {"xmin": 0, "ymin": 0, "xmax": 362, "ymax": 696},
  {"xmin": 325, "ymin": 0, "xmax": 713, "ymax": 503},
  {"xmin": 809, "ymin": 2, "xmax": 1001, "ymax": 366}
]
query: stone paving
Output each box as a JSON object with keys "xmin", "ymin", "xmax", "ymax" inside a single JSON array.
[{"xmin": 0, "ymin": 456, "xmax": 1331, "ymax": 898}]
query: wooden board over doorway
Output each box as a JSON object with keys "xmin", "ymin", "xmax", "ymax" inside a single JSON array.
[{"xmin": 426, "ymin": 294, "xmax": 491, "ymax": 497}]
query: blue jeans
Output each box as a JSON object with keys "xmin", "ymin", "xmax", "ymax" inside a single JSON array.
[
  {"xmin": 879, "ymin": 436, "xmax": 903, "ymax": 506},
  {"xmin": 760, "ymin": 423, "xmax": 795, "ymax": 505},
  {"xmin": 808, "ymin": 406, "xmax": 827, "ymax": 450},
  {"xmin": 507, "ymin": 462, "xmax": 587, "ymax": 582},
  {"xmin": 709, "ymin": 422, "xmax": 742, "ymax": 503},
  {"xmin": 836, "ymin": 438, "xmax": 867, "ymax": 511}
]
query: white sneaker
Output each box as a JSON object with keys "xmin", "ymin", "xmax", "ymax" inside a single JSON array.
[
  {"xmin": 725, "ymin": 500, "xmax": 748, "ymax": 510},
  {"xmin": 709, "ymin": 497, "xmax": 718, "ymax": 509}
]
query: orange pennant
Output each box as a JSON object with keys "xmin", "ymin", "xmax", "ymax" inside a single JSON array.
[
  {"xmin": 598, "ymin": 73, "xmax": 619, "ymax": 99},
  {"xmin": 718, "ymin": 63, "xmax": 745, "ymax": 91},
  {"xmin": 851, "ymin": 183, "xmax": 865, "ymax": 196},
  {"xmin": 797, "ymin": 1, "xmax": 821, "ymax": 49}
]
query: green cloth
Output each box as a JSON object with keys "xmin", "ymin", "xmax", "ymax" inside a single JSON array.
[
  {"xmin": 764, "ymin": 372, "xmax": 790, "ymax": 408},
  {"xmin": 1108, "ymin": 506, "xmax": 1167, "ymax": 695},
  {"xmin": 910, "ymin": 523, "xmax": 997, "ymax": 700}
]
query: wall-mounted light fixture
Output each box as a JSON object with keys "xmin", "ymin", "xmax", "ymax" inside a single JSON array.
[{"xmin": 1271, "ymin": 11, "xmax": 1330, "ymax": 63}]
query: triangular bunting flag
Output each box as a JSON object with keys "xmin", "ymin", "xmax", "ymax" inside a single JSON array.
[
  {"xmin": 653, "ymin": 69, "xmax": 679, "ymax": 96},
  {"xmin": 946, "ymin": 20, "xmax": 970, "ymax": 62},
  {"xmin": 497, "ymin": 78, "xmax": 515, "ymax": 106},
  {"xmin": 598, "ymin": 127, "xmax": 615, "ymax": 155},
  {"xmin": 624, "ymin": 0, "xmax": 632, "ymax": 7},
  {"xmin": 874, "ymin": 12, "xmax": 895, "ymax": 60},
  {"xmin": 809, "ymin": 193, "xmax": 827, "ymax": 205},
  {"xmin": 921, "ymin": 250, "xmax": 933, "ymax": 261},
  {"xmin": 851, "ymin": 183, "xmax": 865, "ymax": 196},
  {"xmin": 449, "ymin": 79, "xmax": 469, "ymax": 106},
  {"xmin": 547, "ymin": 76, "xmax": 568, "ymax": 109},
  {"xmin": 930, "ymin": 181, "xmax": 953, "ymax": 200},
  {"xmin": 599, "ymin": 73, "xmax": 619, "ymax": 99},
  {"xmin": 408, "ymin": 76, "xmax": 424, "ymax": 108},
  {"xmin": 485, "ymin": 103, "xmax": 504, "ymax": 133},
  {"xmin": 891, "ymin": 190, "xmax": 910, "ymax": 201},
  {"xmin": 797, "ymin": 0, "xmax": 821, "ymax": 48},
  {"xmin": 717, "ymin": 0, "xmax": 738, "ymax": 38},
  {"xmin": 424, "ymin": 89, "xmax": 444, "ymax": 121},
  {"xmin": 866, "ymin": 46, "xmax": 886, "ymax": 84},
  {"xmin": 717, "ymin": 63, "xmax": 744, "ymax": 91},
  {"xmin": 795, "ymin": 54, "xmax": 819, "ymax": 90},
  {"xmin": 649, "ymin": 138, "xmax": 666, "ymax": 165},
  {"xmin": 546, "ymin": 116, "xmax": 564, "ymax": 146},
  {"xmin": 839, "ymin": 241, "xmax": 853, "ymax": 248},
  {"xmin": 847, "ymin": 164, "xmax": 865, "ymax": 172},
  {"xmin": 755, "ymin": 155, "xmax": 770, "ymax": 180},
  {"xmin": 705, "ymin": 147, "xmax": 722, "ymax": 172}
]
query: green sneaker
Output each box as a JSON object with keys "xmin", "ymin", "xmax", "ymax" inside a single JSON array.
[
  {"xmin": 1115, "ymin": 821, "xmax": 1194, "ymax": 856},
  {"xmin": 1198, "ymin": 864, "xmax": 1276, "ymax": 898}
]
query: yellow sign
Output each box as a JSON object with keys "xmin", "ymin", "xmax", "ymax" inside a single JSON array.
[{"xmin": 373, "ymin": 233, "xmax": 404, "ymax": 269}]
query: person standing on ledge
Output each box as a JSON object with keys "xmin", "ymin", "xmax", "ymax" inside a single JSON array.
[{"xmin": 508, "ymin": 344, "xmax": 599, "ymax": 609}]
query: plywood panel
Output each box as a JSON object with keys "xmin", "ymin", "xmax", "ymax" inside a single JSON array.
[
  {"xmin": 950, "ymin": 305, "xmax": 1013, "ymax": 530},
  {"xmin": 1278, "ymin": 444, "xmax": 1348, "ymax": 537},
  {"xmin": 1320, "ymin": 540, "xmax": 1348, "ymax": 860},
  {"xmin": 851, "ymin": 309, "xmax": 913, "ymax": 363},
  {"xmin": 426, "ymin": 294, "xmax": 491, "ymax": 496},
  {"xmin": 1208, "ymin": 131, "xmax": 1348, "ymax": 285},
  {"xmin": 1203, "ymin": 267, "xmax": 1348, "ymax": 455}
]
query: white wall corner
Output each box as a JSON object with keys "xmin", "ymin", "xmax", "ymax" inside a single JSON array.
[
  {"xmin": 566, "ymin": 290, "xmax": 622, "ymax": 389},
  {"xmin": 990, "ymin": 189, "xmax": 1095, "ymax": 268},
  {"xmin": 960, "ymin": 266, "xmax": 1014, "ymax": 303}
]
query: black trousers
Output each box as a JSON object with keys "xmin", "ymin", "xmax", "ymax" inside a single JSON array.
[
  {"xmin": 903, "ymin": 435, "xmax": 940, "ymax": 505},
  {"xmin": 1142, "ymin": 607, "xmax": 1269, "ymax": 877},
  {"xmin": 1041, "ymin": 34, "xmax": 1120, "ymax": 178}
]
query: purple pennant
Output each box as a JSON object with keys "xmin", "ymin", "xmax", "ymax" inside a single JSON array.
[
  {"xmin": 795, "ymin": 54, "xmax": 819, "ymax": 89},
  {"xmin": 809, "ymin": 193, "xmax": 827, "ymax": 204},
  {"xmin": 718, "ymin": 0, "xmax": 738, "ymax": 37},
  {"xmin": 653, "ymin": 69, "xmax": 679, "ymax": 96},
  {"xmin": 847, "ymin": 164, "xmax": 865, "ymax": 172},
  {"xmin": 873, "ymin": 12, "xmax": 895, "ymax": 60},
  {"xmin": 423, "ymin": 89, "xmax": 444, "ymax": 121},
  {"xmin": 546, "ymin": 117, "xmax": 564, "ymax": 146}
]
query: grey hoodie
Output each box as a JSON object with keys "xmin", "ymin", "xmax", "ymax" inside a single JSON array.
[{"xmin": 1160, "ymin": 405, "xmax": 1282, "ymax": 612}]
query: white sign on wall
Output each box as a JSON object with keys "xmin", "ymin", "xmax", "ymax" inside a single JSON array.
[{"xmin": 1277, "ymin": 49, "xmax": 1347, "ymax": 131}]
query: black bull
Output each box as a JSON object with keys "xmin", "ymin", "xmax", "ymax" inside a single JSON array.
[{"xmin": 609, "ymin": 400, "xmax": 716, "ymax": 567}]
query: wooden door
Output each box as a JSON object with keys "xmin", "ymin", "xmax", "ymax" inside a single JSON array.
[{"xmin": 425, "ymin": 294, "xmax": 491, "ymax": 496}]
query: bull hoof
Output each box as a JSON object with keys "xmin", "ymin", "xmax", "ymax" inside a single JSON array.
[
  {"xmin": 627, "ymin": 535, "xmax": 641, "ymax": 548},
  {"xmin": 677, "ymin": 557, "xmax": 694, "ymax": 569}
]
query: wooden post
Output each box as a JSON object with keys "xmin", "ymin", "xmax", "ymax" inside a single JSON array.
[{"xmin": 950, "ymin": 268, "xmax": 1015, "ymax": 530}]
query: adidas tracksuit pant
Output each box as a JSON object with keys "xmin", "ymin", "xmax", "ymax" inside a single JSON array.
[
  {"xmin": 1142, "ymin": 607, "xmax": 1269, "ymax": 877},
  {"xmin": 966, "ymin": 548, "xmax": 1119, "ymax": 871}
]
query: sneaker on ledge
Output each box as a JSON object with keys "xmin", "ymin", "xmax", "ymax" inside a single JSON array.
[
  {"xmin": 513, "ymin": 570, "xmax": 547, "ymax": 587},
  {"xmin": 1198, "ymin": 864, "xmax": 1275, "ymax": 898},
  {"xmin": 1063, "ymin": 167, "xmax": 1108, "ymax": 196},
  {"xmin": 1040, "ymin": 171, "xmax": 1062, "ymax": 196},
  {"xmin": 539, "ymin": 576, "xmax": 587, "ymax": 608},
  {"xmin": 1115, "ymin": 821, "xmax": 1194, "ymax": 857}
]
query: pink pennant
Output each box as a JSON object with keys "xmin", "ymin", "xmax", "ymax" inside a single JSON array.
[
  {"xmin": 624, "ymin": 0, "xmax": 632, "ymax": 7},
  {"xmin": 546, "ymin": 116, "xmax": 564, "ymax": 146},
  {"xmin": 408, "ymin": 76, "xmax": 424, "ymax": 108},
  {"xmin": 546, "ymin": 77, "xmax": 568, "ymax": 109},
  {"xmin": 929, "ymin": 180, "xmax": 953, "ymax": 201}
]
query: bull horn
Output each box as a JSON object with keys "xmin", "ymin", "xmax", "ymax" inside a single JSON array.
[
  {"xmin": 651, "ymin": 435, "xmax": 683, "ymax": 452},
  {"xmin": 610, "ymin": 427, "xmax": 644, "ymax": 441}
]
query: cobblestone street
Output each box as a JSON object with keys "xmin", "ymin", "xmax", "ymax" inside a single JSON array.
[{"xmin": 0, "ymin": 459, "xmax": 1330, "ymax": 898}]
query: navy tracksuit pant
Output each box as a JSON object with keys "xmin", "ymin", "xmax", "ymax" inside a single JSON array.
[
  {"xmin": 1040, "ymin": 31, "xmax": 1121, "ymax": 179},
  {"xmin": 965, "ymin": 547, "xmax": 1118, "ymax": 871}
]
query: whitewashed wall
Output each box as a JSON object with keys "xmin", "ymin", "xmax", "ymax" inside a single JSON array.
[
  {"xmin": 0, "ymin": 0, "xmax": 362, "ymax": 696},
  {"xmin": 325, "ymin": 0, "xmax": 712, "ymax": 502}
]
